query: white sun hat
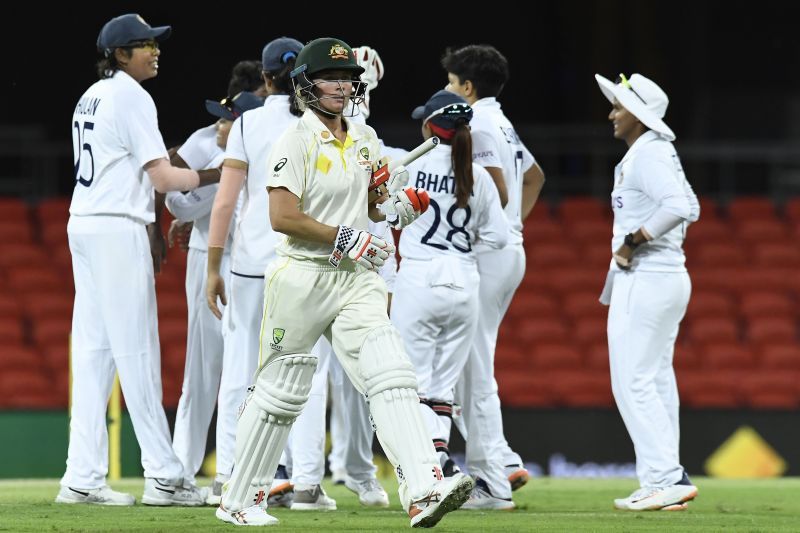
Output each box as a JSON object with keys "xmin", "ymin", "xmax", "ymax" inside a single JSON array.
[{"xmin": 595, "ymin": 73, "xmax": 675, "ymax": 141}]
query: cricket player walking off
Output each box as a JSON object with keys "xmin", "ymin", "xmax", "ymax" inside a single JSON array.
[
  {"xmin": 595, "ymin": 73, "xmax": 699, "ymax": 511},
  {"xmin": 60, "ymin": 13, "xmax": 217, "ymax": 506},
  {"xmin": 215, "ymin": 37, "xmax": 474, "ymax": 528},
  {"xmin": 442, "ymin": 44, "xmax": 545, "ymax": 507},
  {"xmin": 392, "ymin": 90, "xmax": 509, "ymax": 486}
]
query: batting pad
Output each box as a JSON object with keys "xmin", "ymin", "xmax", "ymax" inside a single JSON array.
[
  {"xmin": 360, "ymin": 326, "xmax": 440, "ymax": 510},
  {"xmin": 221, "ymin": 354, "xmax": 317, "ymax": 512}
]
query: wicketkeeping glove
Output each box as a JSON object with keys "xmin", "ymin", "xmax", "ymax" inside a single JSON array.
[
  {"xmin": 380, "ymin": 187, "xmax": 431, "ymax": 229},
  {"xmin": 329, "ymin": 225, "xmax": 395, "ymax": 271}
]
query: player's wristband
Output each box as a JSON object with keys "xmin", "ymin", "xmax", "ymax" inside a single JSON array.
[{"xmin": 329, "ymin": 225, "xmax": 354, "ymax": 268}]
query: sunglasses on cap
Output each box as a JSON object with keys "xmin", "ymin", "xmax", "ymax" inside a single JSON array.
[
  {"xmin": 123, "ymin": 39, "xmax": 159, "ymax": 52},
  {"xmin": 615, "ymin": 74, "xmax": 647, "ymax": 105},
  {"xmin": 425, "ymin": 102, "xmax": 473, "ymax": 123}
]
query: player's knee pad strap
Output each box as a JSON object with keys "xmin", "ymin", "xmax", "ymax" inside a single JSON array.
[
  {"xmin": 359, "ymin": 326, "xmax": 418, "ymax": 397},
  {"xmin": 221, "ymin": 354, "xmax": 317, "ymax": 512}
]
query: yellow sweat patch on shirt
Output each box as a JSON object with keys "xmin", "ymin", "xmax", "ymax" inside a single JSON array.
[{"xmin": 316, "ymin": 154, "xmax": 332, "ymax": 174}]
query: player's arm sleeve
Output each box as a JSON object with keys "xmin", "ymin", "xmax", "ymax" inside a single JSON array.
[
  {"xmin": 634, "ymin": 155, "xmax": 694, "ymax": 239},
  {"xmin": 119, "ymin": 90, "xmax": 169, "ymax": 168},
  {"xmin": 224, "ymin": 117, "xmax": 248, "ymax": 164},
  {"xmin": 475, "ymin": 167, "xmax": 510, "ymax": 249},
  {"xmin": 208, "ymin": 166, "xmax": 246, "ymax": 249},
  {"xmin": 267, "ymin": 132, "xmax": 308, "ymax": 198},
  {"xmin": 470, "ymin": 129, "xmax": 503, "ymax": 169},
  {"xmin": 165, "ymin": 184, "xmax": 219, "ymax": 222}
]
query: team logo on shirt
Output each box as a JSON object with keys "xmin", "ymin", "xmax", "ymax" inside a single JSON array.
[
  {"xmin": 274, "ymin": 157, "xmax": 287, "ymax": 172},
  {"xmin": 272, "ymin": 328, "xmax": 285, "ymax": 344},
  {"xmin": 329, "ymin": 43, "xmax": 349, "ymax": 59},
  {"xmin": 359, "ymin": 147, "xmax": 370, "ymax": 160}
]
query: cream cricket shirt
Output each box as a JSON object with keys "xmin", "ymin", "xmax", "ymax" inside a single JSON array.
[{"xmin": 267, "ymin": 110, "xmax": 380, "ymax": 261}]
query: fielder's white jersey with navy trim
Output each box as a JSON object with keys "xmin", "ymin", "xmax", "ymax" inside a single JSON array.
[
  {"xmin": 267, "ymin": 110, "xmax": 380, "ymax": 261},
  {"xmin": 165, "ymin": 124, "xmax": 231, "ymax": 252},
  {"xmin": 224, "ymin": 95, "xmax": 298, "ymax": 276},
  {"xmin": 470, "ymin": 97, "xmax": 536, "ymax": 246},
  {"xmin": 401, "ymin": 144, "xmax": 509, "ymax": 261},
  {"xmin": 611, "ymin": 131, "xmax": 700, "ymax": 272},
  {"xmin": 70, "ymin": 71, "xmax": 168, "ymax": 224}
]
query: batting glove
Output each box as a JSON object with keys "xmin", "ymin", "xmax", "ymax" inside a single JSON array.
[
  {"xmin": 353, "ymin": 46, "xmax": 384, "ymax": 119},
  {"xmin": 380, "ymin": 187, "xmax": 431, "ymax": 229},
  {"xmin": 329, "ymin": 225, "xmax": 394, "ymax": 271}
]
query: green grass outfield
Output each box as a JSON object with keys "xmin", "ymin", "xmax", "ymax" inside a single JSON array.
[{"xmin": 1, "ymin": 477, "xmax": 799, "ymax": 532}]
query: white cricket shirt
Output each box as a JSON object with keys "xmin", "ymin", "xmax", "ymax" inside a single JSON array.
[
  {"xmin": 225, "ymin": 95, "xmax": 298, "ymax": 276},
  {"xmin": 402, "ymin": 144, "xmax": 509, "ymax": 261},
  {"xmin": 470, "ymin": 97, "xmax": 536, "ymax": 246},
  {"xmin": 69, "ymin": 71, "xmax": 168, "ymax": 224},
  {"xmin": 610, "ymin": 131, "xmax": 700, "ymax": 272}
]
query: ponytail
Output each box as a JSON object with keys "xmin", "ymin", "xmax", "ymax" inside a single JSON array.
[{"xmin": 451, "ymin": 119, "xmax": 474, "ymax": 208}]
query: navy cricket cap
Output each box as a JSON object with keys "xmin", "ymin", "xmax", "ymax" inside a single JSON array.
[
  {"xmin": 97, "ymin": 14, "xmax": 171, "ymax": 52},
  {"xmin": 411, "ymin": 89, "xmax": 473, "ymax": 129},
  {"xmin": 205, "ymin": 91, "xmax": 265, "ymax": 121},
  {"xmin": 262, "ymin": 37, "xmax": 303, "ymax": 73}
]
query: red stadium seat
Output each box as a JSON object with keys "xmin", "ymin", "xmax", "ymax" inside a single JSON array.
[
  {"xmin": 687, "ymin": 316, "xmax": 739, "ymax": 343},
  {"xmin": 506, "ymin": 290, "xmax": 559, "ymax": 318},
  {"xmin": 585, "ymin": 341, "xmax": 609, "ymax": 370},
  {"xmin": 514, "ymin": 317, "xmax": 568, "ymax": 343},
  {"xmin": 691, "ymin": 243, "xmax": 746, "ymax": 266},
  {"xmin": 752, "ymin": 243, "xmax": 800, "ymax": 268},
  {"xmin": 41, "ymin": 341, "xmax": 70, "ymax": 375},
  {"xmin": 685, "ymin": 218, "xmax": 728, "ymax": 241},
  {"xmin": 0, "ymin": 197, "xmax": 29, "ymax": 223},
  {"xmin": 0, "ymin": 243, "xmax": 48, "ymax": 269},
  {"xmin": 159, "ymin": 317, "xmax": 188, "ymax": 346},
  {"xmin": 549, "ymin": 371, "xmax": 614, "ymax": 408},
  {"xmin": 698, "ymin": 196, "xmax": 719, "ymax": 219},
  {"xmin": 758, "ymin": 342, "xmax": 800, "ymax": 370},
  {"xmin": 530, "ymin": 342, "xmax": 582, "ymax": 369},
  {"xmin": 497, "ymin": 371, "xmax": 554, "ymax": 408},
  {"xmin": 40, "ymin": 222, "xmax": 69, "ymax": 246},
  {"xmin": 573, "ymin": 317, "xmax": 607, "ymax": 345},
  {"xmin": 566, "ymin": 221, "xmax": 611, "ymax": 243},
  {"xmin": 523, "ymin": 219, "xmax": 563, "ymax": 244},
  {"xmin": 746, "ymin": 317, "xmax": 797, "ymax": 343},
  {"xmin": 7, "ymin": 266, "xmax": 65, "ymax": 293},
  {"xmin": 686, "ymin": 290, "xmax": 736, "ymax": 319},
  {"xmin": 739, "ymin": 291, "xmax": 794, "ymax": 319},
  {"xmin": 678, "ymin": 372, "xmax": 743, "ymax": 408},
  {"xmin": 736, "ymin": 220, "xmax": 790, "ymax": 244},
  {"xmin": 562, "ymin": 291, "xmax": 606, "ymax": 319},
  {"xmin": 0, "ymin": 320, "xmax": 25, "ymax": 344},
  {"xmin": 727, "ymin": 197, "xmax": 777, "ymax": 221},
  {"xmin": 0, "ymin": 346, "xmax": 38, "ymax": 371},
  {"xmin": 35, "ymin": 198, "xmax": 71, "ymax": 225},
  {"xmin": 157, "ymin": 290, "xmax": 188, "ymax": 320},
  {"xmin": 740, "ymin": 372, "xmax": 800, "ymax": 409},
  {"xmin": 32, "ymin": 317, "xmax": 72, "ymax": 347},
  {"xmin": 0, "ymin": 221, "xmax": 34, "ymax": 244},
  {"xmin": 556, "ymin": 196, "xmax": 609, "ymax": 222},
  {"xmin": 549, "ymin": 268, "xmax": 604, "ymax": 293},
  {"xmin": 527, "ymin": 243, "xmax": 579, "ymax": 268},
  {"xmin": 583, "ymin": 243, "xmax": 612, "ymax": 269},
  {"xmin": 702, "ymin": 342, "xmax": 756, "ymax": 369},
  {"xmin": 22, "ymin": 292, "xmax": 73, "ymax": 321},
  {"xmin": 784, "ymin": 197, "xmax": 800, "ymax": 223},
  {"xmin": 0, "ymin": 294, "xmax": 21, "ymax": 319},
  {"xmin": 673, "ymin": 344, "xmax": 699, "ymax": 370}
]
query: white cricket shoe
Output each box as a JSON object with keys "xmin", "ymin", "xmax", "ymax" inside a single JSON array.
[
  {"xmin": 345, "ymin": 477, "xmax": 390, "ymax": 507},
  {"xmin": 460, "ymin": 478, "xmax": 515, "ymax": 510},
  {"xmin": 290, "ymin": 484, "xmax": 337, "ymax": 510},
  {"xmin": 55, "ymin": 485, "xmax": 135, "ymax": 506},
  {"xmin": 614, "ymin": 483, "xmax": 697, "ymax": 511},
  {"xmin": 409, "ymin": 473, "xmax": 474, "ymax": 528},
  {"xmin": 216, "ymin": 504, "xmax": 279, "ymax": 526},
  {"xmin": 141, "ymin": 478, "xmax": 206, "ymax": 506},
  {"xmin": 504, "ymin": 464, "xmax": 530, "ymax": 491}
]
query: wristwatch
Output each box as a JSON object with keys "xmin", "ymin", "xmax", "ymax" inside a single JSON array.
[{"xmin": 624, "ymin": 233, "xmax": 640, "ymax": 249}]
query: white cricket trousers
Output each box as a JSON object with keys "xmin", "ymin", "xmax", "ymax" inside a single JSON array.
[
  {"xmin": 392, "ymin": 257, "xmax": 479, "ymax": 446},
  {"xmin": 607, "ymin": 270, "xmax": 691, "ymax": 488},
  {"xmin": 457, "ymin": 244, "xmax": 525, "ymax": 500},
  {"xmin": 215, "ymin": 272, "xmax": 264, "ymax": 478},
  {"xmin": 63, "ymin": 215, "xmax": 184, "ymax": 488},
  {"xmin": 172, "ymin": 248, "xmax": 231, "ymax": 484}
]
